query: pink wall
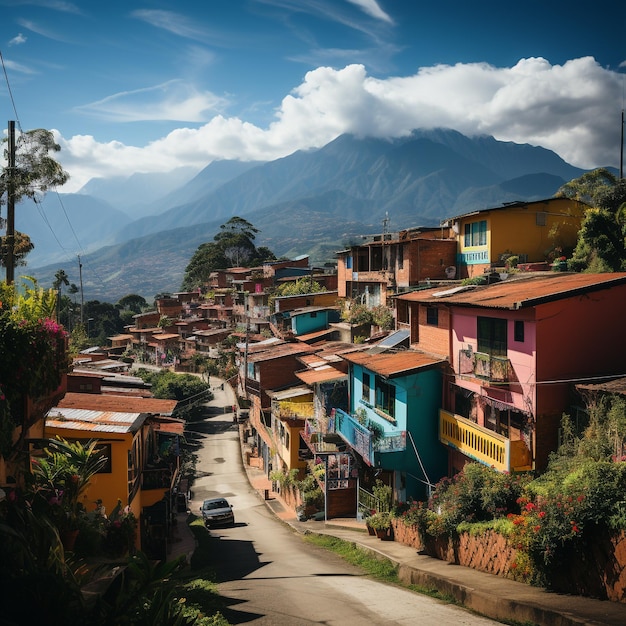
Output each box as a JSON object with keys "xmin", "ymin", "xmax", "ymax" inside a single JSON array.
[{"xmin": 451, "ymin": 309, "xmax": 536, "ymax": 417}]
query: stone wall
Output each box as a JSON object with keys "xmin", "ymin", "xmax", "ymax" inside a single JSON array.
[{"xmin": 391, "ymin": 519, "xmax": 626, "ymax": 602}]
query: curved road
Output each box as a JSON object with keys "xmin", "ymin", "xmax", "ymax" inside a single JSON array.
[{"xmin": 186, "ymin": 391, "xmax": 501, "ymax": 625}]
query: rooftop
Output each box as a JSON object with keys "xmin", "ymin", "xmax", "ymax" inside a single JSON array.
[
  {"xmin": 342, "ymin": 349, "xmax": 445, "ymax": 378},
  {"xmin": 395, "ymin": 273, "xmax": 626, "ymax": 310}
]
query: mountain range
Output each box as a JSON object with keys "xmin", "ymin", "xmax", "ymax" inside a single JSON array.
[{"xmin": 24, "ymin": 128, "xmax": 589, "ymax": 303}]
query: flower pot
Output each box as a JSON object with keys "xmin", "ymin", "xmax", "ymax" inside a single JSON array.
[
  {"xmin": 375, "ymin": 527, "xmax": 393, "ymax": 541},
  {"xmin": 366, "ymin": 523, "xmax": 376, "ymax": 536}
]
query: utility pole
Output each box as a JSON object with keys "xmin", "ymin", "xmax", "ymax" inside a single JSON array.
[
  {"xmin": 78, "ymin": 254, "xmax": 84, "ymax": 324},
  {"xmin": 5, "ymin": 121, "xmax": 16, "ymax": 284}
]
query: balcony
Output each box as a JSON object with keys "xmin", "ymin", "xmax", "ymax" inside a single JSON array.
[
  {"xmin": 459, "ymin": 349, "xmax": 512, "ymax": 382},
  {"xmin": 439, "ymin": 409, "xmax": 532, "ymax": 473},
  {"xmin": 272, "ymin": 400, "xmax": 315, "ymax": 419},
  {"xmin": 330, "ymin": 409, "xmax": 407, "ymax": 466}
]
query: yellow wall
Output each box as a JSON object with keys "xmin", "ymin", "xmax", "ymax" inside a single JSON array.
[
  {"xmin": 457, "ymin": 198, "xmax": 586, "ymax": 271},
  {"xmin": 44, "ymin": 426, "xmax": 134, "ymax": 518},
  {"xmin": 488, "ymin": 198, "xmax": 585, "ymax": 262}
]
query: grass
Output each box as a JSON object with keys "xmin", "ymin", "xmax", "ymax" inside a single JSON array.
[
  {"xmin": 302, "ymin": 533, "xmax": 539, "ymax": 626},
  {"xmin": 303, "ymin": 534, "xmax": 456, "ymax": 602}
]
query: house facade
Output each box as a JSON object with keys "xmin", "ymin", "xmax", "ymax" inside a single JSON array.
[
  {"xmin": 444, "ymin": 197, "xmax": 588, "ymax": 278},
  {"xmin": 336, "ymin": 227, "xmax": 457, "ymax": 307},
  {"xmin": 339, "ymin": 349, "xmax": 447, "ymax": 504},
  {"xmin": 44, "ymin": 393, "xmax": 182, "ymax": 558},
  {"xmin": 395, "ymin": 272, "xmax": 626, "ymax": 473}
]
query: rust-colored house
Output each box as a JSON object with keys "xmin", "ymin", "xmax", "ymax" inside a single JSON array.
[{"xmin": 337, "ymin": 227, "xmax": 456, "ymax": 307}]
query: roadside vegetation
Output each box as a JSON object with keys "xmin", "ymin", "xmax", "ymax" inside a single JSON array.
[{"xmin": 389, "ymin": 392, "xmax": 626, "ymax": 589}]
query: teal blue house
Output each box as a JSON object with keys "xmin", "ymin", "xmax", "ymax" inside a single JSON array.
[
  {"xmin": 289, "ymin": 306, "xmax": 340, "ymax": 337},
  {"xmin": 337, "ymin": 349, "xmax": 447, "ymax": 504}
]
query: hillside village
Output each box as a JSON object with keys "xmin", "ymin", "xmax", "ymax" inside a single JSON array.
[{"xmin": 3, "ymin": 192, "xmax": 626, "ymax": 612}]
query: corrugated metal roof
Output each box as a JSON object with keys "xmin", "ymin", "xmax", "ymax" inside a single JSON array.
[
  {"xmin": 57, "ymin": 392, "xmax": 177, "ymax": 415},
  {"xmin": 342, "ymin": 350, "xmax": 444, "ymax": 377},
  {"xmin": 297, "ymin": 328, "xmax": 335, "ymax": 341},
  {"xmin": 267, "ymin": 386, "xmax": 313, "ymax": 400},
  {"xmin": 46, "ymin": 407, "xmax": 146, "ymax": 434},
  {"xmin": 296, "ymin": 366, "xmax": 347, "ymax": 385},
  {"xmin": 395, "ymin": 273, "xmax": 626, "ymax": 310},
  {"xmin": 246, "ymin": 342, "xmax": 316, "ymax": 363}
]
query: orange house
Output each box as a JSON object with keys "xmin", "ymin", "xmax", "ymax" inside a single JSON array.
[{"xmin": 44, "ymin": 393, "xmax": 182, "ymax": 554}]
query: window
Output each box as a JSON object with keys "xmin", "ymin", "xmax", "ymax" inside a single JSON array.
[
  {"xmin": 362, "ymin": 372, "xmax": 371, "ymax": 401},
  {"xmin": 375, "ymin": 375, "xmax": 395, "ymax": 418},
  {"xmin": 514, "ymin": 320, "xmax": 524, "ymax": 342},
  {"xmin": 536, "ymin": 212, "xmax": 547, "ymax": 226},
  {"xmin": 397, "ymin": 300, "xmax": 409, "ymax": 324},
  {"xmin": 426, "ymin": 306, "xmax": 438, "ymax": 326},
  {"xmin": 477, "ymin": 317, "xmax": 507, "ymax": 357},
  {"xmin": 346, "ymin": 255, "xmax": 352, "ymax": 269},
  {"xmin": 464, "ymin": 220, "xmax": 487, "ymax": 247}
]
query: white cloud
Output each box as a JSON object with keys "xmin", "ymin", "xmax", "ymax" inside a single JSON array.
[
  {"xmin": 345, "ymin": 0, "xmax": 393, "ymax": 24},
  {"xmin": 74, "ymin": 80, "xmax": 229, "ymax": 122},
  {"xmin": 57, "ymin": 57, "xmax": 623, "ymax": 192},
  {"xmin": 8, "ymin": 32, "xmax": 26, "ymax": 45}
]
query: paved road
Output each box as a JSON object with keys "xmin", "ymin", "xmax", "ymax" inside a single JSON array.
[{"xmin": 186, "ymin": 407, "xmax": 503, "ymax": 625}]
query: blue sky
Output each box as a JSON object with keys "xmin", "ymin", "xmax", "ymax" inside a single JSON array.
[{"xmin": 1, "ymin": 0, "xmax": 625, "ymax": 192}]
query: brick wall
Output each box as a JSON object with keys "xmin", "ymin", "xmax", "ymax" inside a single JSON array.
[{"xmin": 416, "ymin": 305, "xmax": 450, "ymax": 357}]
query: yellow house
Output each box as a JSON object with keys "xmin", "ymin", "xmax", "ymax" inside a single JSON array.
[
  {"xmin": 445, "ymin": 197, "xmax": 588, "ymax": 278},
  {"xmin": 44, "ymin": 393, "xmax": 182, "ymax": 555},
  {"xmin": 268, "ymin": 386, "xmax": 314, "ymax": 474}
]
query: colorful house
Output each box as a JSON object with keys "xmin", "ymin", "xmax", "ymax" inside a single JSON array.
[
  {"xmin": 443, "ymin": 197, "xmax": 588, "ymax": 278},
  {"xmin": 44, "ymin": 393, "xmax": 182, "ymax": 556},
  {"xmin": 337, "ymin": 348, "xmax": 447, "ymax": 505},
  {"xmin": 238, "ymin": 339, "xmax": 316, "ymax": 475},
  {"xmin": 395, "ymin": 272, "xmax": 626, "ymax": 473}
]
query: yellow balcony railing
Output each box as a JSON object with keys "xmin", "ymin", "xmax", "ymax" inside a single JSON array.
[{"xmin": 439, "ymin": 410, "xmax": 532, "ymax": 472}]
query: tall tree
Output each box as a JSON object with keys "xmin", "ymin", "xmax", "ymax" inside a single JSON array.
[
  {"xmin": 557, "ymin": 169, "xmax": 626, "ymax": 272},
  {"xmin": 181, "ymin": 217, "xmax": 275, "ymax": 291}
]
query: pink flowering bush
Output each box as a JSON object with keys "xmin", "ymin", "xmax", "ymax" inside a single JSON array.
[{"xmin": 0, "ymin": 308, "xmax": 68, "ymax": 456}]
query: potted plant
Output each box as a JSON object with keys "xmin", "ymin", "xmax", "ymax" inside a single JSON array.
[{"xmin": 367, "ymin": 511, "xmax": 394, "ymax": 540}]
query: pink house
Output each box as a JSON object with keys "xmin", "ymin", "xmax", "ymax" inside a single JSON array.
[{"xmin": 395, "ymin": 272, "xmax": 626, "ymax": 473}]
